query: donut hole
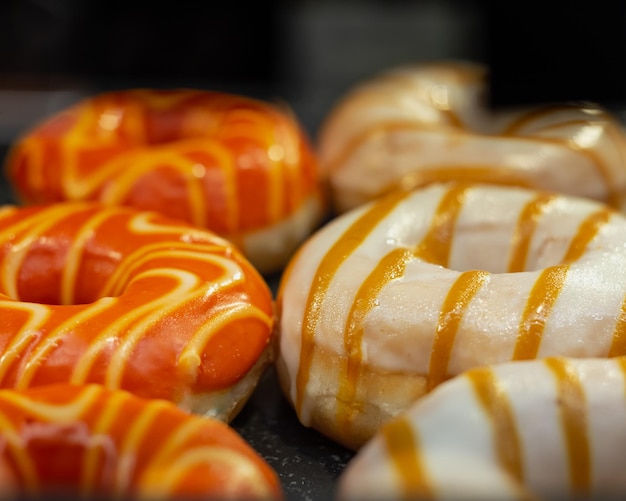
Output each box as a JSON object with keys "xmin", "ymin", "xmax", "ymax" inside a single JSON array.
[{"xmin": 415, "ymin": 185, "xmax": 610, "ymax": 274}]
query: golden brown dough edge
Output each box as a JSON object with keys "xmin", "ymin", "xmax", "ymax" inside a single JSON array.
[{"xmin": 275, "ymin": 344, "xmax": 430, "ymax": 450}]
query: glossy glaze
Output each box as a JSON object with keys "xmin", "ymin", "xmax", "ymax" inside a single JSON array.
[
  {"xmin": 277, "ymin": 182, "xmax": 626, "ymax": 449},
  {"xmin": 319, "ymin": 62, "xmax": 626, "ymax": 213},
  {"xmin": 5, "ymin": 89, "xmax": 325, "ymax": 273},
  {"xmin": 0, "ymin": 202, "xmax": 274, "ymax": 419},
  {"xmin": 0, "ymin": 384, "xmax": 282, "ymax": 499}
]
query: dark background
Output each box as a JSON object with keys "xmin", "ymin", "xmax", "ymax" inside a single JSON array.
[
  {"xmin": 2, "ymin": 0, "xmax": 625, "ymax": 152},
  {"xmin": 0, "ymin": 1, "xmax": 625, "ymax": 499}
]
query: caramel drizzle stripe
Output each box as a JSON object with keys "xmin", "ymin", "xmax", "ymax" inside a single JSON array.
[
  {"xmin": 140, "ymin": 447, "xmax": 271, "ymax": 498},
  {"xmin": 324, "ymin": 120, "xmax": 451, "ymax": 174},
  {"xmin": 466, "ymin": 367, "xmax": 524, "ymax": 483},
  {"xmin": 427, "ymin": 270, "xmax": 490, "ymax": 390},
  {"xmin": 335, "ymin": 184, "xmax": 471, "ymax": 427},
  {"xmin": 114, "ymin": 399, "xmax": 172, "ymax": 494},
  {"xmin": 335, "ymin": 247, "xmax": 413, "ymax": 429},
  {"xmin": 398, "ymin": 166, "xmax": 533, "ymax": 195},
  {"xmin": 568, "ymin": 140, "xmax": 620, "ymax": 209},
  {"xmin": 504, "ymin": 118, "xmax": 609, "ymax": 137},
  {"xmin": 412, "ymin": 183, "xmax": 471, "ymax": 265},
  {"xmin": 508, "ymin": 194, "xmax": 556, "ymax": 272},
  {"xmin": 509, "ymin": 202, "xmax": 611, "ymax": 273},
  {"xmin": 382, "ymin": 417, "xmax": 433, "ymax": 500},
  {"xmin": 544, "ymin": 358, "xmax": 590, "ymax": 496},
  {"xmin": 294, "ymin": 190, "xmax": 412, "ymax": 415},
  {"xmin": 99, "ymin": 150, "xmax": 209, "ymax": 228},
  {"xmin": 512, "ymin": 206, "xmax": 611, "ymax": 360},
  {"xmin": 326, "ymin": 119, "xmax": 581, "ymax": 176},
  {"xmin": 501, "ymin": 104, "xmax": 606, "ymax": 135},
  {"xmin": 608, "ymin": 299, "xmax": 626, "ymax": 357},
  {"xmin": 512, "ymin": 265, "xmax": 569, "ymax": 360},
  {"xmin": 327, "ymin": 109, "xmax": 619, "ymax": 209},
  {"xmin": 560, "ymin": 209, "xmax": 612, "ymax": 263}
]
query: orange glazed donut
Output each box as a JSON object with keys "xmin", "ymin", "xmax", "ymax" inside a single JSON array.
[
  {"xmin": 5, "ymin": 89, "xmax": 326, "ymax": 274},
  {"xmin": 0, "ymin": 383, "xmax": 282, "ymax": 499},
  {"xmin": 318, "ymin": 61, "xmax": 626, "ymax": 213},
  {"xmin": 0, "ymin": 201, "xmax": 274, "ymax": 422},
  {"xmin": 277, "ymin": 182, "xmax": 626, "ymax": 450}
]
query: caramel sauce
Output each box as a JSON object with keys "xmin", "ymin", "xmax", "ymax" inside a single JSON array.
[
  {"xmin": 544, "ymin": 358, "xmax": 590, "ymax": 496},
  {"xmin": 294, "ymin": 190, "xmax": 411, "ymax": 415},
  {"xmin": 513, "ymin": 206, "xmax": 610, "ymax": 360},
  {"xmin": 328, "ymin": 98, "xmax": 620, "ymax": 209},
  {"xmin": 609, "ymin": 303, "xmax": 626, "ymax": 357},
  {"xmin": 561, "ymin": 210, "xmax": 612, "ymax": 263},
  {"xmin": 335, "ymin": 247, "xmax": 414, "ymax": 430},
  {"xmin": 508, "ymin": 194, "xmax": 556, "ymax": 272},
  {"xmin": 513, "ymin": 265, "xmax": 569, "ymax": 360},
  {"xmin": 381, "ymin": 417, "xmax": 433, "ymax": 500},
  {"xmin": 334, "ymin": 184, "xmax": 470, "ymax": 427},
  {"xmin": 398, "ymin": 166, "xmax": 532, "ymax": 195},
  {"xmin": 428, "ymin": 270, "xmax": 489, "ymax": 390},
  {"xmin": 467, "ymin": 367, "xmax": 524, "ymax": 483},
  {"xmin": 501, "ymin": 105, "xmax": 601, "ymax": 135},
  {"xmin": 412, "ymin": 183, "xmax": 470, "ymax": 266}
]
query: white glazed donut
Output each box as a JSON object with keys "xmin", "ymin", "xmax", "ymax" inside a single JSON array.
[
  {"xmin": 318, "ymin": 61, "xmax": 626, "ymax": 213},
  {"xmin": 276, "ymin": 182, "xmax": 626, "ymax": 449},
  {"xmin": 337, "ymin": 356, "xmax": 626, "ymax": 500}
]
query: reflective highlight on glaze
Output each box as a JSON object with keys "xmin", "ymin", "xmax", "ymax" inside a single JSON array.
[
  {"xmin": 294, "ymin": 190, "xmax": 411, "ymax": 415},
  {"xmin": 319, "ymin": 62, "xmax": 626, "ymax": 213},
  {"xmin": 338, "ymin": 357, "xmax": 626, "ymax": 500},
  {"xmin": 5, "ymin": 89, "xmax": 324, "ymax": 273},
  {"xmin": 278, "ymin": 182, "xmax": 626, "ymax": 449},
  {"xmin": 0, "ymin": 202, "xmax": 273, "ymax": 416},
  {"xmin": 382, "ymin": 417, "xmax": 432, "ymax": 500}
]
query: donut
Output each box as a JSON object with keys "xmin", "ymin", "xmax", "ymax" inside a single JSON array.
[
  {"xmin": 317, "ymin": 61, "xmax": 626, "ymax": 213},
  {"xmin": 337, "ymin": 356, "xmax": 626, "ymax": 500},
  {"xmin": 0, "ymin": 383, "xmax": 282, "ymax": 499},
  {"xmin": 0, "ymin": 201, "xmax": 274, "ymax": 422},
  {"xmin": 4, "ymin": 89, "xmax": 326, "ymax": 274},
  {"xmin": 276, "ymin": 182, "xmax": 626, "ymax": 449}
]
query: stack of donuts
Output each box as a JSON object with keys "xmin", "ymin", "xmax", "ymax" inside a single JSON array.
[{"xmin": 4, "ymin": 59, "xmax": 626, "ymax": 500}]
